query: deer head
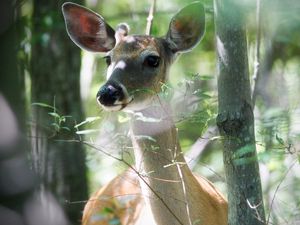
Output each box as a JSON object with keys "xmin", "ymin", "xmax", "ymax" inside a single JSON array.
[{"xmin": 62, "ymin": 2, "xmax": 205, "ymax": 111}]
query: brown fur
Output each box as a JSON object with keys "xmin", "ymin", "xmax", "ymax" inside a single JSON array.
[
  {"xmin": 82, "ymin": 170, "xmax": 143, "ymax": 225},
  {"xmin": 82, "ymin": 170, "xmax": 227, "ymax": 225}
]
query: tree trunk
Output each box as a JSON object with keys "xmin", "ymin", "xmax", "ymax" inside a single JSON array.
[
  {"xmin": 31, "ymin": 0, "xmax": 88, "ymax": 223},
  {"xmin": 0, "ymin": 2, "xmax": 68, "ymax": 225},
  {"xmin": 0, "ymin": 0, "xmax": 33, "ymax": 214},
  {"xmin": 0, "ymin": 1, "xmax": 25, "ymax": 130},
  {"xmin": 214, "ymin": 1, "xmax": 266, "ymax": 224}
]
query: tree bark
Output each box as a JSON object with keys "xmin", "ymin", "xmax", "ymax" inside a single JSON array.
[
  {"xmin": 214, "ymin": 0, "xmax": 266, "ymax": 224},
  {"xmin": 31, "ymin": 0, "xmax": 88, "ymax": 223}
]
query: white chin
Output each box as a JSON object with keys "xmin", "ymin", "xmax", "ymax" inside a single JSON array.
[
  {"xmin": 98, "ymin": 96, "xmax": 155, "ymax": 112},
  {"xmin": 101, "ymin": 104, "xmax": 124, "ymax": 111},
  {"xmin": 98, "ymin": 96, "xmax": 134, "ymax": 112}
]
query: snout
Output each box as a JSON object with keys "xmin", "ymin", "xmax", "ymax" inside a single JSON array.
[
  {"xmin": 97, "ymin": 83, "xmax": 124, "ymax": 106},
  {"xmin": 96, "ymin": 82, "xmax": 131, "ymax": 111}
]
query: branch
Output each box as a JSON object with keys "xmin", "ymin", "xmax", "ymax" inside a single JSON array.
[
  {"xmin": 251, "ymin": 0, "xmax": 262, "ymax": 106},
  {"xmin": 145, "ymin": 0, "xmax": 156, "ymax": 35},
  {"xmin": 185, "ymin": 126, "xmax": 218, "ymax": 169}
]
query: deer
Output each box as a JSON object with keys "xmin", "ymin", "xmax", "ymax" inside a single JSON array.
[{"xmin": 62, "ymin": 2, "xmax": 228, "ymax": 225}]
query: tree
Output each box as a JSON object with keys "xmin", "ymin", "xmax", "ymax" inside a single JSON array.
[
  {"xmin": 214, "ymin": 0, "xmax": 266, "ymax": 224},
  {"xmin": 0, "ymin": 2, "xmax": 68, "ymax": 225},
  {"xmin": 31, "ymin": 0, "xmax": 88, "ymax": 223}
]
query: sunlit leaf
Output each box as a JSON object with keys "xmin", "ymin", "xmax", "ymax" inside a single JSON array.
[
  {"xmin": 32, "ymin": 102, "xmax": 56, "ymax": 110},
  {"xmin": 192, "ymin": 90, "xmax": 212, "ymax": 99},
  {"xmin": 74, "ymin": 116, "xmax": 101, "ymax": 128},
  {"xmin": 136, "ymin": 116, "xmax": 161, "ymax": 123},
  {"xmin": 48, "ymin": 112, "xmax": 61, "ymax": 118},
  {"xmin": 76, "ymin": 129, "xmax": 100, "ymax": 135},
  {"xmin": 198, "ymin": 75, "xmax": 214, "ymax": 80},
  {"xmin": 134, "ymin": 135, "xmax": 157, "ymax": 142},
  {"xmin": 128, "ymin": 111, "xmax": 161, "ymax": 123},
  {"xmin": 263, "ymin": 108, "xmax": 285, "ymax": 120},
  {"xmin": 118, "ymin": 114, "xmax": 130, "ymax": 123}
]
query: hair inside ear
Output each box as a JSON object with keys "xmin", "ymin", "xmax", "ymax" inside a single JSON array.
[
  {"xmin": 166, "ymin": 2, "xmax": 205, "ymax": 53},
  {"xmin": 62, "ymin": 2, "xmax": 116, "ymax": 52}
]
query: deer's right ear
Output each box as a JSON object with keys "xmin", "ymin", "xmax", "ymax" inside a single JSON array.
[{"xmin": 62, "ymin": 2, "xmax": 116, "ymax": 52}]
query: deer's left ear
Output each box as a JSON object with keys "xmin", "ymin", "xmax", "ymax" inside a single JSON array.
[{"xmin": 166, "ymin": 2, "xmax": 205, "ymax": 53}]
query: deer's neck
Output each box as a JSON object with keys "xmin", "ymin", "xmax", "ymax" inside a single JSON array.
[{"xmin": 129, "ymin": 104, "xmax": 200, "ymax": 225}]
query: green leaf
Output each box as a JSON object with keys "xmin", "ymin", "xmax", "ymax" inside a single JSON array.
[
  {"xmin": 192, "ymin": 90, "xmax": 212, "ymax": 99},
  {"xmin": 133, "ymin": 112, "xmax": 161, "ymax": 123},
  {"xmin": 134, "ymin": 135, "xmax": 157, "ymax": 142},
  {"xmin": 74, "ymin": 116, "xmax": 101, "ymax": 128},
  {"xmin": 198, "ymin": 75, "xmax": 214, "ymax": 80},
  {"xmin": 32, "ymin": 102, "xmax": 56, "ymax": 110},
  {"xmin": 76, "ymin": 129, "xmax": 100, "ymax": 135},
  {"xmin": 60, "ymin": 117, "xmax": 66, "ymax": 123},
  {"xmin": 275, "ymin": 134, "xmax": 285, "ymax": 145},
  {"xmin": 193, "ymin": 219, "xmax": 202, "ymax": 225},
  {"xmin": 137, "ymin": 116, "xmax": 161, "ymax": 123},
  {"xmin": 118, "ymin": 114, "xmax": 130, "ymax": 123},
  {"xmin": 48, "ymin": 112, "xmax": 61, "ymax": 118},
  {"xmin": 263, "ymin": 108, "xmax": 285, "ymax": 120},
  {"xmin": 51, "ymin": 123, "xmax": 60, "ymax": 131},
  {"xmin": 126, "ymin": 110, "xmax": 161, "ymax": 123},
  {"xmin": 160, "ymin": 83, "xmax": 173, "ymax": 100},
  {"xmin": 61, "ymin": 127, "xmax": 71, "ymax": 131},
  {"xmin": 102, "ymin": 207, "xmax": 114, "ymax": 214}
]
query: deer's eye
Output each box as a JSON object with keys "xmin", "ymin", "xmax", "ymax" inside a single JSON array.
[
  {"xmin": 144, "ymin": 55, "xmax": 160, "ymax": 68},
  {"xmin": 103, "ymin": 56, "xmax": 111, "ymax": 66}
]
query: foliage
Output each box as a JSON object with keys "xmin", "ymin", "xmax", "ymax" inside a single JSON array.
[{"xmin": 12, "ymin": 0, "xmax": 300, "ymax": 224}]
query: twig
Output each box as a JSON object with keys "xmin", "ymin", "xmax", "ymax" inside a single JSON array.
[
  {"xmin": 176, "ymin": 163, "xmax": 192, "ymax": 225},
  {"xmin": 251, "ymin": 0, "xmax": 262, "ymax": 107},
  {"xmin": 266, "ymin": 160, "xmax": 297, "ymax": 225},
  {"xmin": 132, "ymin": 165, "xmax": 185, "ymax": 225},
  {"xmin": 58, "ymin": 138, "xmax": 185, "ymax": 225},
  {"xmin": 172, "ymin": 126, "xmax": 192, "ymax": 225},
  {"xmin": 247, "ymin": 199, "xmax": 264, "ymax": 224},
  {"xmin": 145, "ymin": 0, "xmax": 156, "ymax": 35}
]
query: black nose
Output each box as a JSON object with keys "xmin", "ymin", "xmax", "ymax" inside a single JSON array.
[{"xmin": 97, "ymin": 83, "xmax": 124, "ymax": 106}]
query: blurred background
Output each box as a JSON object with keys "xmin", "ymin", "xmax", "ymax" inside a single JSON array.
[{"xmin": 0, "ymin": 0, "xmax": 300, "ymax": 224}]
